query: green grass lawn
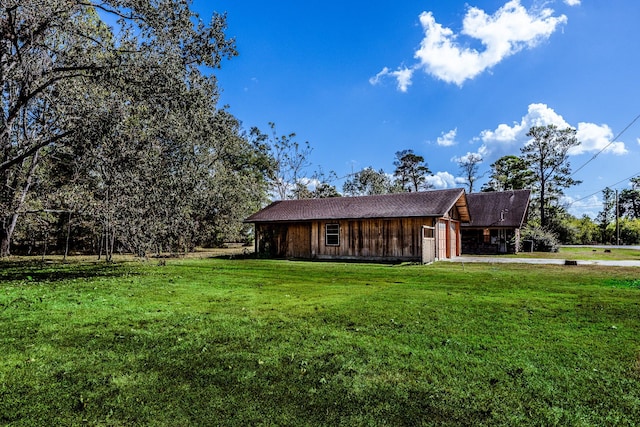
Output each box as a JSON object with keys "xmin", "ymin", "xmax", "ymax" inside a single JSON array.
[
  {"xmin": 509, "ymin": 246, "xmax": 640, "ymax": 261},
  {"xmin": 1, "ymin": 257, "xmax": 639, "ymax": 426}
]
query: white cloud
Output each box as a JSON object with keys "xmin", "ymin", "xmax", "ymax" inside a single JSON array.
[
  {"xmin": 452, "ymin": 151, "xmax": 484, "ymax": 164},
  {"xmin": 637, "ymin": 137, "xmax": 640, "ymax": 145},
  {"xmin": 562, "ymin": 194, "xmax": 600, "ymax": 219},
  {"xmin": 477, "ymin": 103, "xmax": 627, "ymax": 158},
  {"xmin": 571, "ymin": 122, "xmax": 627, "ymax": 155},
  {"xmin": 369, "ymin": 66, "xmax": 413, "ymax": 92},
  {"xmin": 425, "ymin": 171, "xmax": 467, "ymax": 189},
  {"xmin": 437, "ymin": 128, "xmax": 458, "ymax": 146},
  {"xmin": 564, "ymin": 0, "xmax": 581, "ymax": 6},
  {"xmin": 373, "ymin": 1, "xmax": 567, "ymax": 89},
  {"xmin": 478, "ymin": 103, "xmax": 565, "ymax": 153},
  {"xmin": 298, "ymin": 177, "xmax": 321, "ymax": 191}
]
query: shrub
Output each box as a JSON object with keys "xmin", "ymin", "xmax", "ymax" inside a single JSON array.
[{"xmin": 521, "ymin": 225, "xmax": 560, "ymax": 252}]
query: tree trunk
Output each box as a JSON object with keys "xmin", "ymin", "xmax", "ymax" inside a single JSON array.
[
  {"xmin": 539, "ymin": 158, "xmax": 546, "ymax": 228},
  {"xmin": 1, "ymin": 225, "xmax": 11, "ymax": 257},
  {"xmin": 540, "ymin": 185, "xmax": 546, "ymax": 228},
  {"xmin": 64, "ymin": 211, "xmax": 72, "ymax": 261},
  {"xmin": 0, "ymin": 150, "xmax": 41, "ymax": 257},
  {"xmin": 0, "ymin": 213, "xmax": 20, "ymax": 257}
]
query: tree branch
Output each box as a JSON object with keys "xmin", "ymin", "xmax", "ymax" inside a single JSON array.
[{"xmin": 0, "ymin": 129, "xmax": 76, "ymax": 174}]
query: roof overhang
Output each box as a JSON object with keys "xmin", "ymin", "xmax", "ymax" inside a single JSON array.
[{"xmin": 454, "ymin": 192, "xmax": 471, "ymax": 222}]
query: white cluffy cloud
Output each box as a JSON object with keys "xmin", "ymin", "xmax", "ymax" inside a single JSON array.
[
  {"xmin": 369, "ymin": 67, "xmax": 413, "ymax": 92},
  {"xmin": 436, "ymin": 128, "xmax": 458, "ymax": 147},
  {"xmin": 371, "ymin": 0, "xmax": 567, "ymax": 89},
  {"xmin": 425, "ymin": 171, "xmax": 467, "ymax": 189},
  {"xmin": 452, "ymin": 151, "xmax": 484, "ymax": 164},
  {"xmin": 478, "ymin": 103, "xmax": 628, "ymax": 158},
  {"xmin": 564, "ymin": 0, "xmax": 581, "ymax": 6}
]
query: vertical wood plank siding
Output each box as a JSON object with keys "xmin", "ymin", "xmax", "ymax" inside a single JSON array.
[
  {"xmin": 256, "ymin": 223, "xmax": 311, "ymax": 258},
  {"xmin": 287, "ymin": 223, "xmax": 311, "ymax": 258},
  {"xmin": 259, "ymin": 218, "xmax": 436, "ymax": 261},
  {"xmin": 449, "ymin": 220, "xmax": 457, "ymax": 258}
]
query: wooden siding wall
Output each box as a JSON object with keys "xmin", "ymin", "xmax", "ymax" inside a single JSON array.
[
  {"xmin": 311, "ymin": 217, "xmax": 435, "ymax": 261},
  {"xmin": 437, "ymin": 220, "xmax": 447, "ymax": 259},
  {"xmin": 256, "ymin": 218, "xmax": 436, "ymax": 261},
  {"xmin": 285, "ymin": 223, "xmax": 311, "ymax": 258},
  {"xmin": 256, "ymin": 223, "xmax": 311, "ymax": 258},
  {"xmin": 449, "ymin": 221, "xmax": 459, "ymax": 257}
]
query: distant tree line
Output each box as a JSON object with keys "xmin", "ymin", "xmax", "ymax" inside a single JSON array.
[
  {"xmin": 479, "ymin": 126, "xmax": 640, "ymax": 246},
  {"xmin": 2, "ymin": 1, "xmax": 637, "ymax": 257},
  {"xmin": 336, "ymin": 125, "xmax": 640, "ymax": 247}
]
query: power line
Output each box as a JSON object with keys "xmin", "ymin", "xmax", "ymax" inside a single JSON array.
[
  {"xmin": 567, "ymin": 170, "xmax": 640, "ymax": 206},
  {"xmin": 571, "ymin": 112, "xmax": 640, "ymax": 177},
  {"xmin": 563, "ymin": 112, "xmax": 640, "ymax": 209}
]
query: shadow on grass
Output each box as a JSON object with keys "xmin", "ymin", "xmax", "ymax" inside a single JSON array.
[
  {"xmin": 1, "ymin": 321, "xmax": 492, "ymax": 426},
  {"xmin": 0, "ymin": 260, "xmax": 134, "ymax": 283}
]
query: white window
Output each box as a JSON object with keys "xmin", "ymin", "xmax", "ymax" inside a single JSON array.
[{"xmin": 325, "ymin": 224, "xmax": 340, "ymax": 246}]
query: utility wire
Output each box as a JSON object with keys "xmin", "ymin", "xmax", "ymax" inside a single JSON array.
[
  {"xmin": 567, "ymin": 170, "xmax": 640, "ymax": 206},
  {"xmin": 328, "ymin": 113, "xmax": 640, "ymax": 204},
  {"xmin": 564, "ymin": 112, "xmax": 640, "ymax": 208},
  {"xmin": 571, "ymin": 112, "xmax": 640, "ymax": 177}
]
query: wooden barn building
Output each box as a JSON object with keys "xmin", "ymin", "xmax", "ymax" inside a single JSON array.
[
  {"xmin": 461, "ymin": 189, "xmax": 531, "ymax": 254},
  {"xmin": 245, "ymin": 189, "xmax": 470, "ymax": 263}
]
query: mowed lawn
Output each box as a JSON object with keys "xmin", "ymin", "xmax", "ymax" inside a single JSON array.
[{"xmin": 1, "ymin": 257, "xmax": 639, "ymax": 426}]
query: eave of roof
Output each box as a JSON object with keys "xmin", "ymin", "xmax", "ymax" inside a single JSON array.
[
  {"xmin": 461, "ymin": 189, "xmax": 530, "ymax": 228},
  {"xmin": 245, "ymin": 188, "xmax": 470, "ymax": 223}
]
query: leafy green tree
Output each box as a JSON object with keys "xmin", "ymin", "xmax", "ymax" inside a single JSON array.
[
  {"xmin": 543, "ymin": 205, "xmax": 579, "ymax": 244},
  {"xmin": 617, "ymin": 218, "xmax": 640, "ymax": 244},
  {"xmin": 393, "ymin": 150, "xmax": 432, "ymax": 192},
  {"xmin": 291, "ymin": 183, "xmax": 314, "ymax": 200},
  {"xmin": 0, "ymin": 0, "xmax": 237, "ymax": 256},
  {"xmin": 565, "ymin": 215, "xmax": 599, "ymax": 244},
  {"xmin": 343, "ymin": 167, "xmax": 397, "ymax": 196},
  {"xmin": 292, "ymin": 182, "xmax": 340, "ymax": 199},
  {"xmin": 481, "ymin": 155, "xmax": 534, "ymax": 192},
  {"xmin": 82, "ymin": 99, "xmax": 271, "ymax": 257},
  {"xmin": 595, "ymin": 187, "xmax": 616, "ymax": 244},
  {"xmin": 619, "ymin": 177, "xmax": 640, "ymax": 219},
  {"xmin": 313, "ymin": 183, "xmax": 341, "ymax": 199},
  {"xmin": 521, "ymin": 125, "xmax": 581, "ymax": 228},
  {"xmin": 313, "ymin": 169, "xmax": 340, "ymax": 197},
  {"xmin": 198, "ymin": 109, "xmax": 273, "ymax": 246}
]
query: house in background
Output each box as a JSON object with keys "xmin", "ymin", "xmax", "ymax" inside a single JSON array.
[
  {"xmin": 461, "ymin": 189, "xmax": 531, "ymax": 254},
  {"xmin": 245, "ymin": 189, "xmax": 470, "ymax": 263}
]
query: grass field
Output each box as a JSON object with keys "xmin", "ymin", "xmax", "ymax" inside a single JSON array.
[
  {"xmin": 1, "ymin": 256, "xmax": 639, "ymax": 426},
  {"xmin": 510, "ymin": 246, "xmax": 640, "ymax": 261}
]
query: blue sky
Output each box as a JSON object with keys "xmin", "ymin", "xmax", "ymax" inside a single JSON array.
[{"xmin": 194, "ymin": 0, "xmax": 639, "ymax": 217}]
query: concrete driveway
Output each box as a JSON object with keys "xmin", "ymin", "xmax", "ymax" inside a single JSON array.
[{"xmin": 443, "ymin": 256, "xmax": 640, "ymax": 267}]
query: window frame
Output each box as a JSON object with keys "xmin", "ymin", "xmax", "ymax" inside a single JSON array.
[{"xmin": 325, "ymin": 223, "xmax": 340, "ymax": 246}]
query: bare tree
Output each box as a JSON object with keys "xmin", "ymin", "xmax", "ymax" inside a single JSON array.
[
  {"xmin": 258, "ymin": 123, "xmax": 312, "ymax": 200},
  {"xmin": 455, "ymin": 152, "xmax": 483, "ymax": 193}
]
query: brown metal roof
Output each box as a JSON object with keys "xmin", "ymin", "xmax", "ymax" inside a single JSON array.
[
  {"xmin": 246, "ymin": 188, "xmax": 469, "ymax": 223},
  {"xmin": 462, "ymin": 189, "xmax": 530, "ymax": 228}
]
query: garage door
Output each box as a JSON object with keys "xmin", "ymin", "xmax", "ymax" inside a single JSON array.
[{"xmin": 437, "ymin": 220, "xmax": 447, "ymax": 259}]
